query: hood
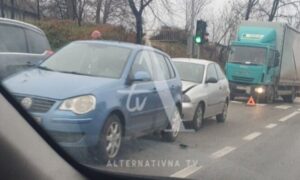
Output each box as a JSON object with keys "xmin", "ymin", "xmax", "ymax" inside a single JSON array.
[
  {"xmin": 3, "ymin": 69, "xmax": 119, "ymax": 100},
  {"xmin": 182, "ymin": 81, "xmax": 198, "ymax": 93},
  {"xmin": 226, "ymin": 63, "xmax": 265, "ymax": 84}
]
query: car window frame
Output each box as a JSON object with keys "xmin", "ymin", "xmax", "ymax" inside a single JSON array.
[
  {"xmin": 151, "ymin": 52, "xmax": 173, "ymax": 81},
  {"xmin": 164, "ymin": 56, "xmax": 176, "ymax": 79},
  {"xmin": 214, "ymin": 63, "xmax": 226, "ymax": 81},
  {"xmin": 0, "ymin": 23, "xmax": 29, "ymax": 53},
  {"xmin": 25, "ymin": 28, "xmax": 50, "ymax": 54},
  {"xmin": 206, "ymin": 63, "xmax": 219, "ymax": 82},
  {"xmin": 128, "ymin": 50, "xmax": 155, "ymax": 83}
]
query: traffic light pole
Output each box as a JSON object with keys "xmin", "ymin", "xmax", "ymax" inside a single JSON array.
[{"xmin": 197, "ymin": 45, "xmax": 201, "ymax": 59}]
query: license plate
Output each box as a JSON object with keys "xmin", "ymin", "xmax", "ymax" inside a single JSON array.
[
  {"xmin": 236, "ymin": 86, "xmax": 248, "ymax": 90},
  {"xmin": 236, "ymin": 86, "xmax": 251, "ymax": 93}
]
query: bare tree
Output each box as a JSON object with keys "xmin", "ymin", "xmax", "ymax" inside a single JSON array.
[
  {"xmin": 95, "ymin": 0, "xmax": 103, "ymax": 24},
  {"xmin": 10, "ymin": 0, "xmax": 15, "ymax": 19},
  {"xmin": 183, "ymin": 0, "xmax": 211, "ymax": 33},
  {"xmin": 77, "ymin": 0, "xmax": 87, "ymax": 26},
  {"xmin": 103, "ymin": 0, "xmax": 113, "ymax": 24},
  {"xmin": 256, "ymin": 0, "xmax": 300, "ymax": 22},
  {"xmin": 37, "ymin": 0, "xmax": 40, "ymax": 20},
  {"xmin": 128, "ymin": 0, "xmax": 153, "ymax": 44},
  {"xmin": 66, "ymin": 0, "xmax": 77, "ymax": 20},
  {"xmin": 245, "ymin": 0, "xmax": 259, "ymax": 20},
  {"xmin": 1, "ymin": 0, "xmax": 4, "ymax": 18},
  {"xmin": 268, "ymin": 0, "xmax": 280, "ymax": 21}
]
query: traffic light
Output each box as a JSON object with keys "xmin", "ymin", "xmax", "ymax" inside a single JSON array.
[{"xmin": 195, "ymin": 20, "xmax": 207, "ymax": 45}]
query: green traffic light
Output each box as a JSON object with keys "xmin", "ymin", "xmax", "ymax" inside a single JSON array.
[{"xmin": 195, "ymin": 36, "xmax": 202, "ymax": 44}]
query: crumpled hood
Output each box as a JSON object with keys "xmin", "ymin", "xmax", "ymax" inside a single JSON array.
[
  {"xmin": 3, "ymin": 69, "xmax": 119, "ymax": 100},
  {"xmin": 182, "ymin": 81, "xmax": 198, "ymax": 93}
]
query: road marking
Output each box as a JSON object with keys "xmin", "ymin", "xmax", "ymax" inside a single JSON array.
[
  {"xmin": 231, "ymin": 101, "xmax": 243, "ymax": 104},
  {"xmin": 170, "ymin": 165, "xmax": 203, "ymax": 178},
  {"xmin": 276, "ymin": 105, "xmax": 292, "ymax": 110},
  {"xmin": 210, "ymin": 146, "xmax": 236, "ymax": 159},
  {"xmin": 279, "ymin": 112, "xmax": 299, "ymax": 122},
  {"xmin": 243, "ymin": 132, "xmax": 262, "ymax": 141},
  {"xmin": 265, "ymin": 123, "xmax": 278, "ymax": 129},
  {"xmin": 257, "ymin": 104, "xmax": 266, "ymax": 107}
]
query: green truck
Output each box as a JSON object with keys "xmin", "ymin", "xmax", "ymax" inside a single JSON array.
[{"xmin": 225, "ymin": 21, "xmax": 300, "ymax": 103}]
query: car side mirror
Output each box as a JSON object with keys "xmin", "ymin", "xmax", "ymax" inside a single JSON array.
[
  {"xmin": 132, "ymin": 71, "xmax": 151, "ymax": 82},
  {"xmin": 206, "ymin": 77, "xmax": 218, "ymax": 84}
]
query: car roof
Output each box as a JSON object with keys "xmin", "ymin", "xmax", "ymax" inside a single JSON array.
[
  {"xmin": 0, "ymin": 18, "xmax": 44, "ymax": 34},
  {"xmin": 172, "ymin": 58, "xmax": 215, "ymax": 66},
  {"xmin": 73, "ymin": 40, "xmax": 169, "ymax": 56}
]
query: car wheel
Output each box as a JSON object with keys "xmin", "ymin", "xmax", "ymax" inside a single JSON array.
[
  {"xmin": 193, "ymin": 104, "xmax": 204, "ymax": 131},
  {"xmin": 95, "ymin": 115, "xmax": 123, "ymax": 163},
  {"xmin": 216, "ymin": 102, "xmax": 228, "ymax": 123},
  {"xmin": 161, "ymin": 107, "xmax": 181, "ymax": 142}
]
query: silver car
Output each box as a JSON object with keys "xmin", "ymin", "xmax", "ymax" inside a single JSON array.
[{"xmin": 173, "ymin": 58, "xmax": 230, "ymax": 131}]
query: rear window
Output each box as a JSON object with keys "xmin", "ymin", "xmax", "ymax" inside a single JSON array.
[
  {"xmin": 25, "ymin": 29, "xmax": 50, "ymax": 54},
  {"xmin": 0, "ymin": 24, "xmax": 27, "ymax": 53}
]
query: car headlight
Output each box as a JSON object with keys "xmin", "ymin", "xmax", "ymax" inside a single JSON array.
[
  {"xmin": 59, "ymin": 95, "xmax": 96, "ymax": 114},
  {"xmin": 255, "ymin": 87, "xmax": 265, "ymax": 94},
  {"xmin": 182, "ymin": 94, "xmax": 191, "ymax": 103}
]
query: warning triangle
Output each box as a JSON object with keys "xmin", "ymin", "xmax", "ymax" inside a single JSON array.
[{"xmin": 247, "ymin": 96, "xmax": 256, "ymax": 106}]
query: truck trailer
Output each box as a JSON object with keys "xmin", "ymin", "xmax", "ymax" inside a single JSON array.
[{"xmin": 226, "ymin": 21, "xmax": 300, "ymax": 103}]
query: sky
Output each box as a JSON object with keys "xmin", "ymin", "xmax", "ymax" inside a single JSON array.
[{"xmin": 144, "ymin": 0, "xmax": 227, "ymax": 31}]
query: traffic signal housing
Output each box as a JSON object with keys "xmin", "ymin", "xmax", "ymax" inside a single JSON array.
[{"xmin": 195, "ymin": 20, "xmax": 207, "ymax": 45}]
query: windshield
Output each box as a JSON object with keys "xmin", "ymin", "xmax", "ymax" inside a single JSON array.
[
  {"xmin": 229, "ymin": 46, "xmax": 266, "ymax": 65},
  {"xmin": 173, "ymin": 62, "xmax": 205, "ymax": 83},
  {"xmin": 40, "ymin": 43, "xmax": 131, "ymax": 79},
  {"xmin": 1, "ymin": 1, "xmax": 300, "ymax": 180}
]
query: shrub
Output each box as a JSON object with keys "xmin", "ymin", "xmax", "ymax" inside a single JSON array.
[{"xmin": 29, "ymin": 20, "xmax": 136, "ymax": 50}]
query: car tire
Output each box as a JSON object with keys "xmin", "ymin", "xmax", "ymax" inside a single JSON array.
[
  {"xmin": 192, "ymin": 104, "xmax": 204, "ymax": 131},
  {"xmin": 230, "ymin": 94, "xmax": 235, "ymax": 101},
  {"xmin": 161, "ymin": 107, "xmax": 181, "ymax": 142},
  {"xmin": 93, "ymin": 114, "xmax": 123, "ymax": 163},
  {"xmin": 216, "ymin": 102, "xmax": 228, "ymax": 123},
  {"xmin": 262, "ymin": 86, "xmax": 275, "ymax": 104}
]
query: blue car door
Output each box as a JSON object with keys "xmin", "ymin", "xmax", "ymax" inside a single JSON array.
[
  {"xmin": 151, "ymin": 52, "xmax": 176, "ymax": 128},
  {"xmin": 124, "ymin": 51, "xmax": 158, "ymax": 134}
]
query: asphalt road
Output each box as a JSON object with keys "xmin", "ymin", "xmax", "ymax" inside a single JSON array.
[{"xmin": 88, "ymin": 98, "xmax": 300, "ymax": 180}]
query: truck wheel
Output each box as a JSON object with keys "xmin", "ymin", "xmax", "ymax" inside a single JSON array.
[
  {"xmin": 265, "ymin": 86, "xmax": 275, "ymax": 104},
  {"xmin": 230, "ymin": 94, "xmax": 235, "ymax": 101},
  {"xmin": 282, "ymin": 90, "xmax": 296, "ymax": 103}
]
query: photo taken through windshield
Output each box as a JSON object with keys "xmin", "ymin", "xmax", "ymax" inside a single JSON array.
[{"xmin": 0, "ymin": 0, "xmax": 300, "ymax": 179}]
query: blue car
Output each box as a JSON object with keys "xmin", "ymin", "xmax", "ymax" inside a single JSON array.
[{"xmin": 3, "ymin": 41, "xmax": 182, "ymax": 161}]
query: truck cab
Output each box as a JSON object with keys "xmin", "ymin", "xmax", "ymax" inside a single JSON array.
[{"xmin": 226, "ymin": 25, "xmax": 281, "ymax": 103}]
